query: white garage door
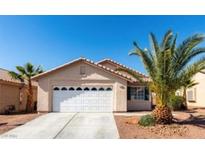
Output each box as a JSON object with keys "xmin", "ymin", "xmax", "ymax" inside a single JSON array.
[{"xmin": 52, "ymin": 86, "xmax": 113, "ymax": 112}]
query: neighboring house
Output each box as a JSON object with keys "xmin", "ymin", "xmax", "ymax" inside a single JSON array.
[
  {"xmin": 0, "ymin": 68, "xmax": 37, "ymax": 113},
  {"xmin": 185, "ymin": 72, "xmax": 205, "ymax": 108},
  {"xmin": 32, "ymin": 57, "xmax": 152, "ymax": 113}
]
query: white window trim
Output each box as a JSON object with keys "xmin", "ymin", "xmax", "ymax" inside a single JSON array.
[{"xmin": 187, "ymin": 88, "xmax": 196, "ymax": 102}]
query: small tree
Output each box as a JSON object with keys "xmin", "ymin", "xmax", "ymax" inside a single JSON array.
[{"xmin": 9, "ymin": 63, "xmax": 43, "ymax": 112}]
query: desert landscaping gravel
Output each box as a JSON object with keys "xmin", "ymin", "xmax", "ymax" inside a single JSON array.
[
  {"xmin": 115, "ymin": 108, "xmax": 205, "ymax": 139},
  {"xmin": 0, "ymin": 113, "xmax": 43, "ymax": 135}
]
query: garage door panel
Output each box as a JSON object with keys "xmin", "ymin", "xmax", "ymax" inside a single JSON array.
[{"xmin": 53, "ymin": 86, "xmax": 113, "ymax": 112}]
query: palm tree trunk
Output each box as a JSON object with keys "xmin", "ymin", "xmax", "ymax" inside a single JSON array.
[
  {"xmin": 26, "ymin": 79, "xmax": 33, "ymax": 112},
  {"xmin": 152, "ymin": 93, "xmax": 173, "ymax": 124},
  {"xmin": 183, "ymin": 88, "xmax": 188, "ymax": 110},
  {"xmin": 152, "ymin": 105, "xmax": 173, "ymax": 124}
]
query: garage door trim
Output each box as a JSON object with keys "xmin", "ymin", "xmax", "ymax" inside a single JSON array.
[{"xmin": 52, "ymin": 86, "xmax": 113, "ymax": 112}]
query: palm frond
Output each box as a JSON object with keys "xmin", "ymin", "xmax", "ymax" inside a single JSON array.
[
  {"xmin": 175, "ymin": 34, "xmax": 205, "ymax": 64},
  {"xmin": 25, "ymin": 62, "xmax": 34, "ymax": 74},
  {"xmin": 161, "ymin": 30, "xmax": 173, "ymax": 50},
  {"xmin": 36, "ymin": 65, "xmax": 43, "ymax": 73},
  {"xmin": 16, "ymin": 66, "xmax": 26, "ymax": 75},
  {"xmin": 177, "ymin": 34, "xmax": 204, "ymax": 52},
  {"xmin": 9, "ymin": 63, "xmax": 44, "ymax": 82},
  {"xmin": 177, "ymin": 57, "xmax": 205, "ymax": 85},
  {"xmin": 187, "ymin": 82, "xmax": 198, "ymax": 88},
  {"xmin": 129, "ymin": 41, "xmax": 143, "ymax": 56},
  {"xmin": 32, "ymin": 65, "xmax": 44, "ymax": 76},
  {"xmin": 174, "ymin": 47, "xmax": 205, "ymax": 75},
  {"xmin": 8, "ymin": 71, "xmax": 24, "ymax": 82},
  {"xmin": 171, "ymin": 34, "xmax": 177, "ymax": 55},
  {"xmin": 149, "ymin": 33, "xmax": 160, "ymax": 55}
]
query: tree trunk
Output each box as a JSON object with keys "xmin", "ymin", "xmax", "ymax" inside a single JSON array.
[
  {"xmin": 26, "ymin": 79, "xmax": 33, "ymax": 113},
  {"xmin": 152, "ymin": 105, "xmax": 173, "ymax": 124},
  {"xmin": 183, "ymin": 88, "xmax": 188, "ymax": 110}
]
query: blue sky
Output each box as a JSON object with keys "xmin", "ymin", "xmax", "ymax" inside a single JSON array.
[{"xmin": 1, "ymin": 15, "xmax": 205, "ymax": 74}]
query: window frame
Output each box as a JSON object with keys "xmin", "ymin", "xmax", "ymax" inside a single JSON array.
[
  {"xmin": 53, "ymin": 87, "xmax": 60, "ymax": 91},
  {"xmin": 69, "ymin": 87, "xmax": 75, "ymax": 91},
  {"xmin": 84, "ymin": 87, "xmax": 90, "ymax": 91},
  {"xmin": 187, "ymin": 88, "xmax": 196, "ymax": 102},
  {"xmin": 61, "ymin": 87, "xmax": 67, "ymax": 91},
  {"xmin": 76, "ymin": 87, "xmax": 83, "ymax": 91},
  {"xmin": 99, "ymin": 87, "xmax": 105, "ymax": 91},
  {"xmin": 128, "ymin": 86, "xmax": 146, "ymax": 101},
  {"xmin": 91, "ymin": 87, "xmax": 97, "ymax": 91},
  {"xmin": 106, "ymin": 87, "xmax": 112, "ymax": 91}
]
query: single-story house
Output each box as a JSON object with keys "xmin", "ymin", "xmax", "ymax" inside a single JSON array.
[
  {"xmin": 32, "ymin": 57, "xmax": 152, "ymax": 113},
  {"xmin": 0, "ymin": 68, "xmax": 37, "ymax": 113}
]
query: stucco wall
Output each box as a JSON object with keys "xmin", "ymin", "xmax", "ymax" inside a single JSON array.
[
  {"xmin": 127, "ymin": 100, "xmax": 152, "ymax": 111},
  {"xmin": 0, "ymin": 81, "xmax": 37, "ymax": 113},
  {"xmin": 36, "ymin": 61, "xmax": 127, "ymax": 112},
  {"xmin": 187, "ymin": 72, "xmax": 205, "ymax": 107},
  {"xmin": 0, "ymin": 83, "xmax": 19, "ymax": 113}
]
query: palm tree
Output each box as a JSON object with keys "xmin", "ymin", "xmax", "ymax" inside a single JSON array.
[
  {"xmin": 128, "ymin": 30, "xmax": 205, "ymax": 124},
  {"xmin": 9, "ymin": 63, "xmax": 43, "ymax": 112},
  {"xmin": 182, "ymin": 79, "xmax": 198, "ymax": 109}
]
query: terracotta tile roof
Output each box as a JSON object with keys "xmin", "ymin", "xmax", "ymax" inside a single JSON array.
[
  {"xmin": 85, "ymin": 58, "xmax": 134, "ymax": 81},
  {"xmin": 32, "ymin": 57, "xmax": 134, "ymax": 82},
  {"xmin": 0, "ymin": 68, "xmax": 21, "ymax": 84},
  {"xmin": 97, "ymin": 59, "xmax": 150, "ymax": 82},
  {"xmin": 0, "ymin": 68, "xmax": 38, "ymax": 86}
]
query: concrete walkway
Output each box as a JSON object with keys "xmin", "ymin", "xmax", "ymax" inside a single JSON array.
[{"xmin": 0, "ymin": 113, "xmax": 119, "ymax": 139}]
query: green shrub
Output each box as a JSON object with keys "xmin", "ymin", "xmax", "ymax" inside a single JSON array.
[
  {"xmin": 138, "ymin": 114, "xmax": 155, "ymax": 127},
  {"xmin": 168, "ymin": 95, "xmax": 184, "ymax": 111}
]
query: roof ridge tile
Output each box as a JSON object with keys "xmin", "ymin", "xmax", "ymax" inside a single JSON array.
[
  {"xmin": 98, "ymin": 59, "xmax": 149, "ymax": 78},
  {"xmin": 32, "ymin": 57, "xmax": 134, "ymax": 81}
]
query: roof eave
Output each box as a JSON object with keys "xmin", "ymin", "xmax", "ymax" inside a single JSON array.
[
  {"xmin": 97, "ymin": 59, "xmax": 149, "ymax": 78},
  {"xmin": 32, "ymin": 58, "xmax": 133, "ymax": 82}
]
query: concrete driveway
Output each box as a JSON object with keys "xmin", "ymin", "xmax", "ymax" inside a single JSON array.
[{"xmin": 0, "ymin": 113, "xmax": 119, "ymax": 139}]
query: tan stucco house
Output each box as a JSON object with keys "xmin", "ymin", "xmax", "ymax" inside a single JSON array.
[
  {"xmin": 185, "ymin": 72, "xmax": 205, "ymax": 108},
  {"xmin": 0, "ymin": 68, "xmax": 37, "ymax": 114},
  {"xmin": 32, "ymin": 57, "xmax": 152, "ymax": 113}
]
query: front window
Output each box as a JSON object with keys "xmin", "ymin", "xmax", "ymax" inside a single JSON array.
[
  {"xmin": 128, "ymin": 86, "xmax": 149, "ymax": 101},
  {"xmin": 131, "ymin": 87, "xmax": 144, "ymax": 100},
  {"xmin": 187, "ymin": 88, "xmax": 196, "ymax": 102}
]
